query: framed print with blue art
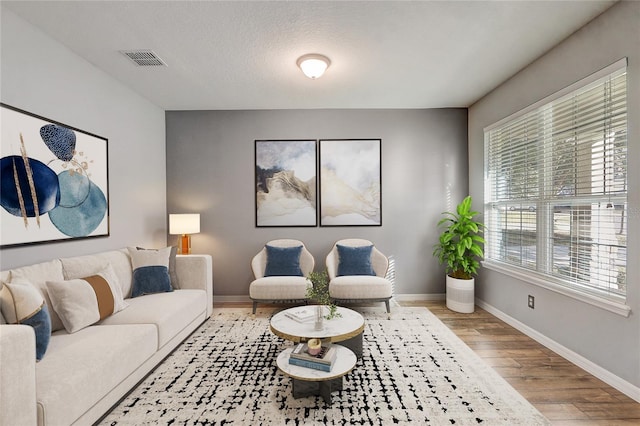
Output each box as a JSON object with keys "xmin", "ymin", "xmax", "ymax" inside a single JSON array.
[{"xmin": 1, "ymin": 104, "xmax": 109, "ymax": 247}]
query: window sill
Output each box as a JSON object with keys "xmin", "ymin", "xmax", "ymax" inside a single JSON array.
[{"xmin": 481, "ymin": 260, "xmax": 631, "ymax": 317}]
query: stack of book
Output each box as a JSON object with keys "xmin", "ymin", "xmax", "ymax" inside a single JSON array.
[
  {"xmin": 284, "ymin": 308, "xmax": 315, "ymax": 323},
  {"xmin": 288, "ymin": 342, "xmax": 337, "ymax": 372}
]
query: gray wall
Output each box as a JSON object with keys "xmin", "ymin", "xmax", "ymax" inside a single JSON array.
[
  {"xmin": 166, "ymin": 109, "xmax": 468, "ymax": 297},
  {"xmin": 468, "ymin": 1, "xmax": 640, "ymax": 388},
  {"xmin": 0, "ymin": 9, "xmax": 167, "ymax": 270}
]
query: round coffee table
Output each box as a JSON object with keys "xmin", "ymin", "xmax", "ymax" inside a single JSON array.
[
  {"xmin": 276, "ymin": 345, "xmax": 357, "ymax": 405},
  {"xmin": 270, "ymin": 306, "xmax": 365, "ymax": 357}
]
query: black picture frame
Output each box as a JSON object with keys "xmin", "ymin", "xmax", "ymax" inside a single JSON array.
[
  {"xmin": 319, "ymin": 139, "xmax": 382, "ymax": 226},
  {"xmin": 1, "ymin": 103, "xmax": 110, "ymax": 247},
  {"xmin": 255, "ymin": 139, "xmax": 318, "ymax": 227}
]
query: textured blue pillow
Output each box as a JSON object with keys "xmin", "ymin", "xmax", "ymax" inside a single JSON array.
[
  {"xmin": 131, "ymin": 266, "xmax": 172, "ymax": 297},
  {"xmin": 264, "ymin": 245, "xmax": 303, "ymax": 277},
  {"xmin": 337, "ymin": 244, "xmax": 375, "ymax": 276},
  {"xmin": 128, "ymin": 247, "xmax": 173, "ymax": 298},
  {"xmin": 137, "ymin": 246, "xmax": 180, "ymax": 289},
  {"xmin": 23, "ymin": 305, "xmax": 52, "ymax": 361},
  {"xmin": 0, "ymin": 280, "xmax": 52, "ymax": 361}
]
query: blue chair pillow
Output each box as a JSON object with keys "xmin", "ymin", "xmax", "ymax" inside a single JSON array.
[
  {"xmin": 337, "ymin": 244, "xmax": 376, "ymax": 276},
  {"xmin": 264, "ymin": 245, "xmax": 303, "ymax": 277}
]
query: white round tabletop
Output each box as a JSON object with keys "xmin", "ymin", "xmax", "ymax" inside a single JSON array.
[
  {"xmin": 270, "ymin": 305, "xmax": 365, "ymax": 342},
  {"xmin": 276, "ymin": 345, "xmax": 357, "ymax": 382}
]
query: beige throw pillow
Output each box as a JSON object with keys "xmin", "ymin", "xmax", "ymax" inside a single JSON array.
[
  {"xmin": 45, "ymin": 264, "xmax": 128, "ymax": 333},
  {"xmin": 10, "ymin": 260, "xmax": 65, "ymax": 332}
]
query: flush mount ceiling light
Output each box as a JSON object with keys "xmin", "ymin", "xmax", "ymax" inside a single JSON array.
[{"xmin": 296, "ymin": 54, "xmax": 331, "ymax": 79}]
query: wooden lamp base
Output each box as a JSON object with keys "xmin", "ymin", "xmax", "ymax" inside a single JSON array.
[{"xmin": 179, "ymin": 234, "xmax": 191, "ymax": 254}]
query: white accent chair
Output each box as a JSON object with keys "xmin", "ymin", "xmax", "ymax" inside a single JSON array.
[
  {"xmin": 326, "ymin": 238, "xmax": 392, "ymax": 314},
  {"xmin": 249, "ymin": 239, "xmax": 314, "ymax": 314}
]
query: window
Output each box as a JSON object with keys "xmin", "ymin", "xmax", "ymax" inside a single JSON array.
[{"xmin": 484, "ymin": 59, "xmax": 628, "ymax": 315}]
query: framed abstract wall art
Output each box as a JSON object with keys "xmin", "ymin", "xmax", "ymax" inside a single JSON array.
[
  {"xmin": 255, "ymin": 139, "xmax": 317, "ymax": 227},
  {"xmin": 1, "ymin": 104, "xmax": 109, "ymax": 247},
  {"xmin": 319, "ymin": 139, "xmax": 381, "ymax": 226}
]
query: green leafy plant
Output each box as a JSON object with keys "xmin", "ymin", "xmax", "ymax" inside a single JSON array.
[
  {"xmin": 306, "ymin": 270, "xmax": 340, "ymax": 319},
  {"xmin": 433, "ymin": 196, "xmax": 485, "ymax": 280}
]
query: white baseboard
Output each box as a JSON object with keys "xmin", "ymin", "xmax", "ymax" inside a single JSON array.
[{"xmin": 476, "ymin": 299, "xmax": 640, "ymax": 403}]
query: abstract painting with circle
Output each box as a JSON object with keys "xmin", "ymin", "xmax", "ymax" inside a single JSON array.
[{"xmin": 1, "ymin": 104, "xmax": 109, "ymax": 247}]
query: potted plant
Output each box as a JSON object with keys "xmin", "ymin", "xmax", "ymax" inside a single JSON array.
[
  {"xmin": 306, "ymin": 270, "xmax": 340, "ymax": 324},
  {"xmin": 433, "ymin": 196, "xmax": 485, "ymax": 313}
]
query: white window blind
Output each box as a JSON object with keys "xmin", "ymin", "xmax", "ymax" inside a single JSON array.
[{"xmin": 484, "ymin": 60, "xmax": 627, "ymax": 307}]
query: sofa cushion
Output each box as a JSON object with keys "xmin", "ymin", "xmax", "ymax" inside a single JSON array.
[
  {"xmin": 10, "ymin": 260, "xmax": 65, "ymax": 332},
  {"xmin": 329, "ymin": 275, "xmax": 392, "ymax": 299},
  {"xmin": 99, "ymin": 289, "xmax": 206, "ymax": 348},
  {"xmin": 45, "ymin": 265, "xmax": 128, "ymax": 333},
  {"xmin": 250, "ymin": 276, "xmax": 309, "ymax": 300},
  {"xmin": 0, "ymin": 279, "xmax": 51, "ymax": 361},
  {"xmin": 61, "ymin": 249, "xmax": 133, "ymax": 299},
  {"xmin": 128, "ymin": 247, "xmax": 173, "ymax": 298},
  {"xmin": 264, "ymin": 245, "xmax": 303, "ymax": 277},
  {"xmin": 337, "ymin": 244, "xmax": 375, "ymax": 276},
  {"xmin": 36, "ymin": 324, "xmax": 157, "ymax": 426}
]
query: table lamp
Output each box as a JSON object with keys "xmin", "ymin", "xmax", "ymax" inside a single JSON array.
[{"xmin": 169, "ymin": 213, "xmax": 200, "ymax": 254}]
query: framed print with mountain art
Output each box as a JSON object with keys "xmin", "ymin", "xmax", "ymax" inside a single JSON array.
[
  {"xmin": 1, "ymin": 104, "xmax": 109, "ymax": 247},
  {"xmin": 319, "ymin": 139, "xmax": 381, "ymax": 226},
  {"xmin": 255, "ymin": 140, "xmax": 317, "ymax": 227}
]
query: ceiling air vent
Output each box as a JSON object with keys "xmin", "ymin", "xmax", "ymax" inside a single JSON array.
[{"xmin": 120, "ymin": 50, "xmax": 166, "ymax": 67}]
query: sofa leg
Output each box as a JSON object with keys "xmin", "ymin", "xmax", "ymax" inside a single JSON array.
[
  {"xmin": 385, "ymin": 300, "xmax": 391, "ymax": 319},
  {"xmin": 252, "ymin": 301, "xmax": 258, "ymax": 315}
]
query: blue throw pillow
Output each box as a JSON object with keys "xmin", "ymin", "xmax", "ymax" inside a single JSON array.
[
  {"xmin": 0, "ymin": 280, "xmax": 52, "ymax": 361},
  {"xmin": 264, "ymin": 245, "xmax": 303, "ymax": 277},
  {"xmin": 23, "ymin": 305, "xmax": 52, "ymax": 361},
  {"xmin": 337, "ymin": 244, "xmax": 375, "ymax": 276},
  {"xmin": 128, "ymin": 247, "xmax": 173, "ymax": 297},
  {"xmin": 137, "ymin": 246, "xmax": 180, "ymax": 289},
  {"xmin": 130, "ymin": 266, "xmax": 172, "ymax": 297}
]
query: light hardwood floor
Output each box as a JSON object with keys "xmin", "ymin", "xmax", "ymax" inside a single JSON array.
[
  {"xmin": 215, "ymin": 300, "xmax": 640, "ymax": 424},
  {"xmin": 419, "ymin": 301, "xmax": 640, "ymax": 425}
]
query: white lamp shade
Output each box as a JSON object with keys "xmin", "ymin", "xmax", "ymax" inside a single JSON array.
[
  {"xmin": 169, "ymin": 214, "xmax": 200, "ymax": 235},
  {"xmin": 297, "ymin": 54, "xmax": 330, "ymax": 79}
]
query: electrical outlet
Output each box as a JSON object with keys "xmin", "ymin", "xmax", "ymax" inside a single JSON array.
[{"xmin": 528, "ymin": 295, "xmax": 535, "ymax": 309}]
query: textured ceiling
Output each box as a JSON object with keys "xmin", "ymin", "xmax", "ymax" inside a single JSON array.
[{"xmin": 3, "ymin": 1, "xmax": 616, "ymax": 110}]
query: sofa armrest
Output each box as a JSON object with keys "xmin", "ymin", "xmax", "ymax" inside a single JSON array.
[
  {"xmin": 0, "ymin": 325, "xmax": 37, "ymax": 426},
  {"xmin": 175, "ymin": 254, "xmax": 213, "ymax": 318}
]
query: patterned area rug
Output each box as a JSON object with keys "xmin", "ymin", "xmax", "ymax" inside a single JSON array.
[{"xmin": 101, "ymin": 307, "xmax": 549, "ymax": 425}]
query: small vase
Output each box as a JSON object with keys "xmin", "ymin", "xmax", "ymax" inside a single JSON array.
[{"xmin": 314, "ymin": 305, "xmax": 324, "ymax": 331}]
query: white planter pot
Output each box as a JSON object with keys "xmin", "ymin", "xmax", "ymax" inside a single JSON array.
[{"xmin": 446, "ymin": 275, "xmax": 475, "ymax": 313}]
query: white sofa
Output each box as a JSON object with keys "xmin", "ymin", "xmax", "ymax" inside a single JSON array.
[{"xmin": 0, "ymin": 249, "xmax": 213, "ymax": 426}]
